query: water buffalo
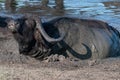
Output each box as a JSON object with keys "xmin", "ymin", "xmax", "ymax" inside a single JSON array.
[{"xmin": 7, "ymin": 16, "xmax": 120, "ymax": 60}]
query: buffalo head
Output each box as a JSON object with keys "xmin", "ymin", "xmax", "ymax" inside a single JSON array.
[{"xmin": 7, "ymin": 16, "xmax": 64, "ymax": 59}]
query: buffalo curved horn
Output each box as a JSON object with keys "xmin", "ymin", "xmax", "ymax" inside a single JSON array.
[{"xmin": 34, "ymin": 17, "xmax": 65, "ymax": 43}]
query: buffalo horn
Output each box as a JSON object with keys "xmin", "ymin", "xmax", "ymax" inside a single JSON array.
[{"xmin": 35, "ymin": 17, "xmax": 65, "ymax": 43}]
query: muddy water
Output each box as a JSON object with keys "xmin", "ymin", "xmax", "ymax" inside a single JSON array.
[{"xmin": 0, "ymin": 0, "xmax": 120, "ymax": 30}]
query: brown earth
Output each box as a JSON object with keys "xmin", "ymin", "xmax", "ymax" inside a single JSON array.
[{"xmin": 0, "ymin": 27, "xmax": 120, "ymax": 80}]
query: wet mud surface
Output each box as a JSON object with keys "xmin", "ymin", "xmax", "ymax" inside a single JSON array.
[{"xmin": 0, "ymin": 28, "xmax": 120, "ymax": 80}]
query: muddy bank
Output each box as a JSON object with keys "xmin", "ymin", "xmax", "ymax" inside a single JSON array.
[
  {"xmin": 0, "ymin": 27, "xmax": 120, "ymax": 80},
  {"xmin": 0, "ymin": 57, "xmax": 120, "ymax": 80}
]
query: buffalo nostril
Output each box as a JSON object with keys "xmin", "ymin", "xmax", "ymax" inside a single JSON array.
[
  {"xmin": 22, "ymin": 45, "xmax": 27, "ymax": 49},
  {"xmin": 19, "ymin": 45, "xmax": 29, "ymax": 53},
  {"xmin": 19, "ymin": 48, "xmax": 25, "ymax": 53},
  {"xmin": 22, "ymin": 44, "xmax": 29, "ymax": 49}
]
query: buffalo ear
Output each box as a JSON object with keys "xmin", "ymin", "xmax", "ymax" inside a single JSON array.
[{"xmin": 25, "ymin": 18, "xmax": 36, "ymax": 29}]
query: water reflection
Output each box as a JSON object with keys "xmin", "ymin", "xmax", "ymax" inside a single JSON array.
[
  {"xmin": 0, "ymin": 0, "xmax": 120, "ymax": 30},
  {"xmin": 9, "ymin": 0, "xmax": 64, "ymax": 16},
  {"xmin": 2, "ymin": 0, "xmax": 120, "ymax": 16},
  {"xmin": 5, "ymin": 0, "xmax": 17, "ymax": 13},
  {"xmin": 103, "ymin": 1, "xmax": 120, "ymax": 15},
  {"xmin": 41, "ymin": 0, "xmax": 49, "ymax": 8}
]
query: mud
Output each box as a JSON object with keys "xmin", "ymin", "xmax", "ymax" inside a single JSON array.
[{"xmin": 0, "ymin": 27, "xmax": 120, "ymax": 80}]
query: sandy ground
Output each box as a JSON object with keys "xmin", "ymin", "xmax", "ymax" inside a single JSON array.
[{"xmin": 0, "ymin": 27, "xmax": 120, "ymax": 80}]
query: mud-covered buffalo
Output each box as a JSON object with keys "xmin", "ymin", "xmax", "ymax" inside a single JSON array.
[{"xmin": 6, "ymin": 15, "xmax": 120, "ymax": 60}]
